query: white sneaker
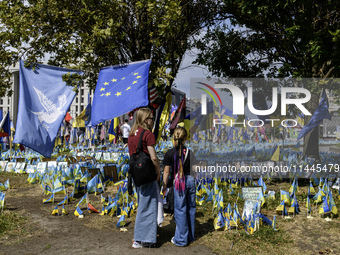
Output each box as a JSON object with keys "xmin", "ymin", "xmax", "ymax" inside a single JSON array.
[
  {"xmin": 132, "ymin": 241, "xmax": 142, "ymax": 249},
  {"xmin": 171, "ymin": 237, "xmax": 175, "ymax": 245}
]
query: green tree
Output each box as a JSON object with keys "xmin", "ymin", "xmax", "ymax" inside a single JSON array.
[
  {"xmin": 194, "ymin": 0, "xmax": 340, "ymax": 159},
  {"xmin": 0, "ymin": 0, "xmax": 224, "ymax": 96},
  {"xmin": 195, "ymin": 0, "xmax": 340, "ymax": 80}
]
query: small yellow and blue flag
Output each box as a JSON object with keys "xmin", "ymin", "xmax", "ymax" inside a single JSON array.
[
  {"xmin": 51, "ymin": 205, "xmax": 59, "ymax": 216},
  {"xmin": 74, "ymin": 206, "xmax": 83, "ymax": 217},
  {"xmin": 43, "ymin": 193, "xmax": 54, "ymax": 204},
  {"xmin": 62, "ymin": 205, "xmax": 68, "ymax": 215},
  {"xmin": 116, "ymin": 215, "xmax": 126, "ymax": 228}
]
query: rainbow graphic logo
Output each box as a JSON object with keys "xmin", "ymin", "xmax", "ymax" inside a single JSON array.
[{"xmin": 196, "ymin": 82, "xmax": 222, "ymax": 115}]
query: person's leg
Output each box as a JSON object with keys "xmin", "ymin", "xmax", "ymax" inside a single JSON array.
[
  {"xmin": 186, "ymin": 175, "xmax": 196, "ymax": 243},
  {"xmin": 173, "ymin": 183, "xmax": 189, "ymax": 246},
  {"xmin": 134, "ymin": 181, "xmax": 158, "ymax": 245}
]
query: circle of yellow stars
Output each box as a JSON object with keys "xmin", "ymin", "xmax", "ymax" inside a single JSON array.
[{"xmin": 99, "ymin": 72, "xmax": 142, "ymax": 97}]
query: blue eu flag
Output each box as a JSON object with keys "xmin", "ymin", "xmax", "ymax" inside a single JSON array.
[
  {"xmin": 91, "ymin": 60, "xmax": 151, "ymax": 126},
  {"xmin": 14, "ymin": 60, "xmax": 83, "ymax": 157}
]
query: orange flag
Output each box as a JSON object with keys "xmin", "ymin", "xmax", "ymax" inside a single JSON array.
[{"xmin": 87, "ymin": 203, "xmax": 100, "ymax": 213}]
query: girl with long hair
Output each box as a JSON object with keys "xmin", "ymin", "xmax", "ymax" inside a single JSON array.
[
  {"xmin": 127, "ymin": 108, "xmax": 160, "ymax": 248},
  {"xmin": 162, "ymin": 127, "xmax": 196, "ymax": 246}
]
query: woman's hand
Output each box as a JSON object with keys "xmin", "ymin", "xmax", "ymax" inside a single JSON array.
[{"xmin": 162, "ymin": 183, "xmax": 167, "ymax": 196}]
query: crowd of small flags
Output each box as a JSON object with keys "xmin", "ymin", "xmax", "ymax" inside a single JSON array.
[
  {"xmin": 275, "ymin": 177, "xmax": 338, "ymax": 217},
  {"xmin": 1, "ymin": 140, "xmax": 340, "ymax": 234},
  {"xmin": 33, "ymin": 160, "xmax": 138, "ymax": 228},
  {"xmin": 194, "ymin": 174, "xmax": 339, "ymax": 235},
  {"xmin": 194, "ymin": 175, "xmax": 277, "ymax": 234},
  {"xmin": 42, "ymin": 175, "xmax": 137, "ymax": 228},
  {"xmin": 0, "ymin": 141, "xmax": 173, "ymax": 225},
  {"xmin": 194, "ymin": 141, "xmax": 340, "ymax": 178}
]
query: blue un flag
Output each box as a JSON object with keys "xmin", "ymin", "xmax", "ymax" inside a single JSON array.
[
  {"xmin": 91, "ymin": 60, "xmax": 151, "ymax": 126},
  {"xmin": 14, "ymin": 60, "xmax": 83, "ymax": 157}
]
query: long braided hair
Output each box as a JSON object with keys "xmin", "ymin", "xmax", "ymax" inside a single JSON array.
[{"xmin": 173, "ymin": 127, "xmax": 187, "ymax": 192}]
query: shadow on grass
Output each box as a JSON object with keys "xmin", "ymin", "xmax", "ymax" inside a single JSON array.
[{"xmin": 156, "ymin": 214, "xmax": 215, "ymax": 247}]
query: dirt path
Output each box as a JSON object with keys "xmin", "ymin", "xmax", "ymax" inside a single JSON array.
[{"xmin": 0, "ymin": 183, "xmax": 215, "ymax": 255}]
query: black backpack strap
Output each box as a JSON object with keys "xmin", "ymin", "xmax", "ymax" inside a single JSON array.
[{"xmin": 136, "ymin": 129, "xmax": 146, "ymax": 153}]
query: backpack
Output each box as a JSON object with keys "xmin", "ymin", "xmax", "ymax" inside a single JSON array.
[{"xmin": 129, "ymin": 129, "xmax": 157, "ymax": 187}]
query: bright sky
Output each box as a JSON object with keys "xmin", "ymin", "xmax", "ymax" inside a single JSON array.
[{"xmin": 173, "ymin": 51, "xmax": 212, "ymax": 98}]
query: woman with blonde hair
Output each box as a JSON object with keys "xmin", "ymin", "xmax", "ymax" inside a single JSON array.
[
  {"xmin": 162, "ymin": 127, "xmax": 196, "ymax": 246},
  {"xmin": 128, "ymin": 107, "xmax": 160, "ymax": 248}
]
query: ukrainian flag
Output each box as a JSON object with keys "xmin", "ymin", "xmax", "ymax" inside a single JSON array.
[
  {"xmin": 51, "ymin": 205, "xmax": 58, "ymax": 216},
  {"xmin": 44, "ymin": 184, "xmax": 52, "ymax": 195},
  {"xmin": 272, "ymin": 215, "xmax": 277, "ymax": 231},
  {"xmin": 121, "ymin": 206, "xmax": 129, "ymax": 217},
  {"xmin": 306, "ymin": 197, "xmax": 312, "ymax": 213},
  {"xmin": 58, "ymin": 195, "xmax": 68, "ymax": 206},
  {"xmin": 198, "ymin": 196, "xmax": 205, "ymax": 206},
  {"xmin": 224, "ymin": 203, "xmax": 232, "ymax": 219},
  {"xmin": 213, "ymin": 210, "xmax": 225, "ymax": 230},
  {"xmin": 258, "ymin": 175, "xmax": 267, "ymax": 193},
  {"xmin": 257, "ymin": 190, "xmax": 265, "ymax": 206},
  {"xmin": 247, "ymin": 215, "xmax": 255, "ymax": 235},
  {"xmin": 99, "ymin": 206, "xmax": 105, "ymax": 216},
  {"xmin": 62, "ymin": 205, "xmax": 69, "ymax": 215},
  {"xmin": 309, "ymin": 181, "xmax": 315, "ymax": 194},
  {"xmin": 105, "ymin": 201, "xmax": 118, "ymax": 215},
  {"xmin": 205, "ymin": 190, "xmax": 213, "ymax": 203},
  {"xmin": 43, "ymin": 193, "xmax": 54, "ymax": 204},
  {"xmin": 280, "ymin": 190, "xmax": 291, "ymax": 206},
  {"xmin": 313, "ymin": 189, "xmax": 325, "ymax": 204},
  {"xmin": 108, "ymin": 118, "xmax": 120, "ymax": 143},
  {"xmin": 328, "ymin": 191, "xmax": 338, "ymax": 215},
  {"xmin": 74, "ymin": 206, "xmax": 83, "ymax": 217},
  {"xmin": 319, "ymin": 196, "xmax": 330, "ymax": 215},
  {"xmin": 75, "ymin": 194, "xmax": 88, "ymax": 207},
  {"xmin": 4, "ymin": 179, "xmax": 10, "ymax": 190},
  {"xmin": 271, "ymin": 145, "xmax": 280, "ymax": 161},
  {"xmin": 288, "ymin": 198, "xmax": 299, "ymax": 214},
  {"xmin": 0, "ymin": 192, "xmax": 5, "ymax": 209},
  {"xmin": 116, "ymin": 215, "xmax": 126, "ymax": 227},
  {"xmin": 69, "ymin": 189, "xmax": 76, "ymax": 201},
  {"xmin": 276, "ymin": 200, "xmax": 288, "ymax": 216}
]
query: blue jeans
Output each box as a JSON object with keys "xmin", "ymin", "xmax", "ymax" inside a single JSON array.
[
  {"xmin": 134, "ymin": 180, "xmax": 158, "ymax": 244},
  {"xmin": 173, "ymin": 175, "xmax": 196, "ymax": 246}
]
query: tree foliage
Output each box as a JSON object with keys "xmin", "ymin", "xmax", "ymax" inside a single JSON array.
[
  {"xmin": 0, "ymin": 0, "xmax": 224, "ymax": 96},
  {"xmin": 194, "ymin": 0, "xmax": 340, "ymax": 159},
  {"xmin": 195, "ymin": 0, "xmax": 340, "ymax": 92}
]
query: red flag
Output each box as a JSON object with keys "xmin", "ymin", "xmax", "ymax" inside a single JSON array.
[
  {"xmin": 0, "ymin": 112, "xmax": 10, "ymax": 137},
  {"xmin": 19, "ymin": 144, "xmax": 25, "ymax": 151},
  {"xmin": 169, "ymin": 95, "xmax": 186, "ymax": 130},
  {"xmin": 100, "ymin": 125, "xmax": 106, "ymax": 141},
  {"xmin": 88, "ymin": 203, "xmax": 99, "ymax": 213},
  {"xmin": 65, "ymin": 112, "xmax": 72, "ymax": 122}
]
